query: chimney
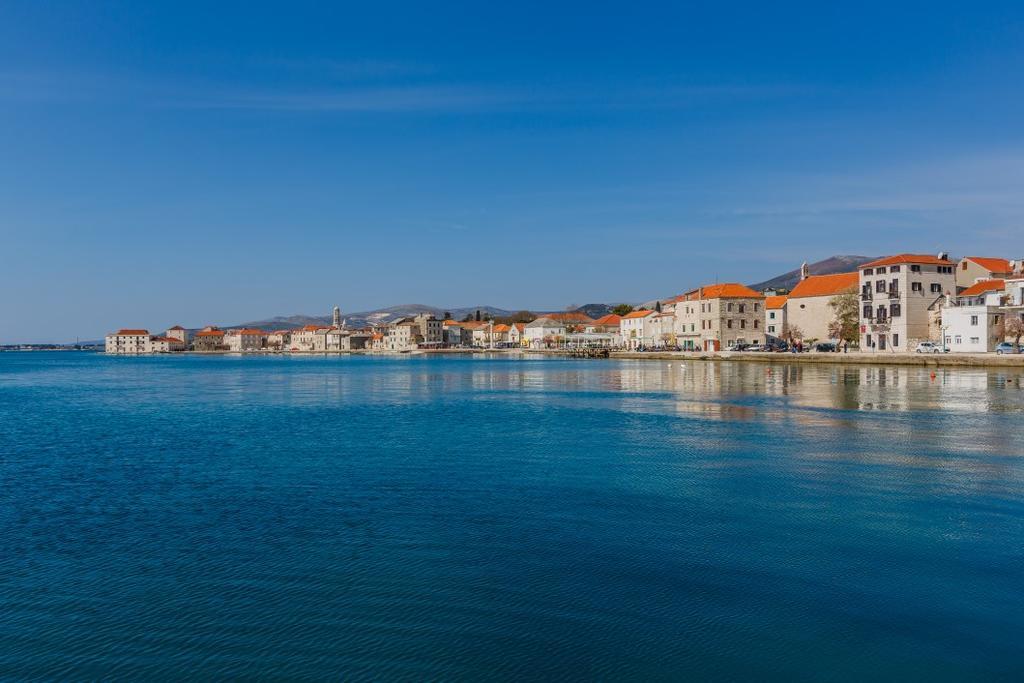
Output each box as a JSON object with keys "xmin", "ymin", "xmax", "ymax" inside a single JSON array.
[
  {"xmin": 800, "ymin": 262, "xmax": 809, "ymax": 281},
  {"xmin": 937, "ymin": 251, "xmax": 949, "ymax": 261}
]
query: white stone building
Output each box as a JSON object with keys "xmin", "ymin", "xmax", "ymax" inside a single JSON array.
[
  {"xmin": 941, "ymin": 280, "xmax": 1006, "ymax": 352},
  {"xmin": 858, "ymin": 254, "xmax": 956, "ymax": 352}
]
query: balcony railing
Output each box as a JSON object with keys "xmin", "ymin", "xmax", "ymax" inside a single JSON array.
[{"xmin": 888, "ymin": 289, "xmax": 900, "ymax": 299}]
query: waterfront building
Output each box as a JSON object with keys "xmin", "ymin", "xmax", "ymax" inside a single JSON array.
[
  {"xmin": 412, "ymin": 314, "xmax": 443, "ymax": 345},
  {"xmin": 290, "ymin": 324, "xmax": 328, "ymax": 351},
  {"xmin": 523, "ymin": 317, "xmax": 565, "ymax": 348},
  {"xmin": 585, "ymin": 314, "xmax": 622, "ymax": 346},
  {"xmin": 674, "ymin": 283, "xmax": 765, "ymax": 351},
  {"xmin": 224, "ymin": 328, "xmax": 266, "ymax": 352},
  {"xmin": 764, "ymin": 295, "xmax": 788, "ymax": 344},
  {"xmin": 149, "ymin": 335, "xmax": 186, "ymax": 353},
  {"xmin": 491, "ymin": 323, "xmax": 510, "ymax": 345},
  {"xmin": 386, "ymin": 321, "xmax": 422, "ymax": 351},
  {"xmin": 192, "ymin": 327, "xmax": 226, "ymax": 351},
  {"xmin": 507, "ymin": 322, "xmax": 526, "ymax": 347},
  {"xmin": 620, "ymin": 310, "xmax": 658, "ymax": 349},
  {"xmin": 786, "ymin": 266, "xmax": 859, "ymax": 343},
  {"xmin": 858, "ymin": 253, "xmax": 956, "ymax": 352},
  {"xmin": 442, "ymin": 320, "xmax": 466, "ymax": 347},
  {"xmin": 940, "ymin": 280, "xmax": 1006, "ymax": 353},
  {"xmin": 105, "ymin": 329, "xmax": 151, "ymax": 354},
  {"xmin": 166, "ymin": 325, "xmax": 189, "ymax": 346},
  {"xmin": 266, "ymin": 330, "xmax": 291, "ymax": 350},
  {"xmin": 956, "ymin": 256, "xmax": 1013, "ymax": 289}
]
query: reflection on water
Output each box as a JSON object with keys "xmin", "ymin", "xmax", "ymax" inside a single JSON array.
[{"xmin": 2, "ymin": 352, "xmax": 1023, "ymax": 680}]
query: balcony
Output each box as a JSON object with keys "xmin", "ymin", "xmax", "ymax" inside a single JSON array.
[
  {"xmin": 887, "ymin": 289, "xmax": 900, "ymax": 300},
  {"xmin": 860, "ymin": 292, "xmax": 873, "ymax": 301}
]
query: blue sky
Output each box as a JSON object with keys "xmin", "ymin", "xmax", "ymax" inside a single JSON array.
[{"xmin": 2, "ymin": 2, "xmax": 1024, "ymax": 342}]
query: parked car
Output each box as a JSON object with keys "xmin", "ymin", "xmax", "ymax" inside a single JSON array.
[
  {"xmin": 745, "ymin": 344, "xmax": 768, "ymax": 352},
  {"xmin": 729, "ymin": 343, "xmax": 750, "ymax": 352},
  {"xmin": 915, "ymin": 341, "xmax": 944, "ymax": 354},
  {"xmin": 814, "ymin": 342, "xmax": 837, "ymax": 353},
  {"xmin": 995, "ymin": 342, "xmax": 1021, "ymax": 354}
]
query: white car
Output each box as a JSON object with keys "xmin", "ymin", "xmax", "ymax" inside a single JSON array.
[{"xmin": 915, "ymin": 341, "xmax": 943, "ymax": 354}]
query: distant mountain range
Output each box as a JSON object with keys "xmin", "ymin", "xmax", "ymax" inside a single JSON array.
[
  {"xmin": 69, "ymin": 255, "xmax": 877, "ymax": 344},
  {"xmin": 748, "ymin": 255, "xmax": 877, "ymax": 292},
  {"xmin": 234, "ymin": 303, "xmax": 615, "ymax": 330}
]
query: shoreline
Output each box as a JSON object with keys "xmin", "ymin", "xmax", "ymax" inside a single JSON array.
[{"xmin": 56, "ymin": 346, "xmax": 1024, "ymax": 368}]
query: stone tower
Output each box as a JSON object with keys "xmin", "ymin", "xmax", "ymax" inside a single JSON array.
[{"xmin": 333, "ymin": 305, "xmax": 341, "ymax": 328}]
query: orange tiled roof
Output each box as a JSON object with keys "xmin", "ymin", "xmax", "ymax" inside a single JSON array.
[
  {"xmin": 860, "ymin": 254, "xmax": 953, "ymax": 268},
  {"xmin": 299, "ymin": 324, "xmax": 328, "ymax": 332},
  {"xmin": 114, "ymin": 329, "xmax": 149, "ymax": 336},
  {"xmin": 680, "ymin": 283, "xmax": 763, "ymax": 300},
  {"xmin": 237, "ymin": 328, "xmax": 265, "ymax": 335},
  {"xmin": 150, "ymin": 336, "xmax": 176, "ymax": 342},
  {"xmin": 514, "ymin": 322, "xmax": 525, "ymax": 332},
  {"xmin": 963, "ymin": 256, "xmax": 1012, "ymax": 273},
  {"xmin": 622, "ymin": 309, "xmax": 655, "ymax": 319},
  {"xmin": 195, "ymin": 329, "xmax": 225, "ymax": 337},
  {"xmin": 764, "ymin": 295, "xmax": 788, "ymax": 309},
  {"xmin": 492, "ymin": 324, "xmax": 510, "ymax": 332},
  {"xmin": 591, "ymin": 314, "xmax": 622, "ymax": 325},
  {"xmin": 788, "ymin": 272, "xmax": 858, "ymax": 299},
  {"xmin": 168, "ymin": 325, "xmax": 185, "ymax": 331},
  {"xmin": 959, "ymin": 279, "xmax": 1006, "ymax": 297},
  {"xmin": 545, "ymin": 312, "xmax": 595, "ymax": 323}
]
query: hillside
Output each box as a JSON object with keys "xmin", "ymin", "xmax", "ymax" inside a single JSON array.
[{"xmin": 748, "ymin": 255, "xmax": 877, "ymax": 292}]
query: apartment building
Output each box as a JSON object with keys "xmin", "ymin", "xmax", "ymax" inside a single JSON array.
[
  {"xmin": 858, "ymin": 254, "xmax": 956, "ymax": 352},
  {"xmin": 166, "ymin": 325, "xmax": 189, "ymax": 346},
  {"xmin": 386, "ymin": 321, "xmax": 421, "ymax": 351},
  {"xmin": 620, "ymin": 310, "xmax": 658, "ymax": 349},
  {"xmin": 290, "ymin": 325, "xmax": 328, "ymax": 351},
  {"xmin": 764, "ymin": 296, "xmax": 787, "ymax": 343},
  {"xmin": 940, "ymin": 280, "xmax": 1006, "ymax": 353},
  {"xmin": 192, "ymin": 328, "xmax": 226, "ymax": 351},
  {"xmin": 266, "ymin": 330, "xmax": 291, "ymax": 350},
  {"xmin": 105, "ymin": 329, "xmax": 151, "ymax": 354},
  {"xmin": 674, "ymin": 283, "xmax": 764, "ymax": 351},
  {"xmin": 224, "ymin": 328, "xmax": 266, "ymax": 352},
  {"xmin": 412, "ymin": 313, "xmax": 443, "ymax": 345}
]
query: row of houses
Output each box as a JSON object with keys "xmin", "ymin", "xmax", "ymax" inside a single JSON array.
[{"xmin": 105, "ymin": 254, "xmax": 1024, "ymax": 355}]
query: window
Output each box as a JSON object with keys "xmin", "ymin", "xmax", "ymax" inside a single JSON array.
[
  {"xmin": 890, "ymin": 303, "xmax": 901, "ymax": 317},
  {"xmin": 754, "ymin": 303, "xmax": 760, "ymax": 312},
  {"xmin": 863, "ymin": 305, "xmax": 872, "ymax": 318},
  {"xmin": 938, "ymin": 266, "xmax": 953, "ymax": 274},
  {"xmin": 912, "ymin": 282, "xmax": 923, "ymax": 292},
  {"xmin": 769, "ymin": 312, "xmax": 776, "ymax": 320},
  {"xmin": 892, "ymin": 334, "xmax": 898, "ymax": 347},
  {"xmin": 994, "ymin": 315, "xmax": 1001, "ymax": 324},
  {"xmin": 727, "ymin": 319, "xmax": 733, "ymax": 329},
  {"xmin": 954, "ymin": 335, "xmax": 962, "ymax": 344},
  {"xmin": 970, "ymin": 337, "xmax": 980, "ymax": 344},
  {"xmin": 727, "ymin": 303, "xmax": 734, "ymax": 312},
  {"xmin": 911, "ymin": 265, "xmax": 921, "ymax": 273},
  {"xmin": 877, "ymin": 267, "xmax": 887, "ymax": 274},
  {"xmin": 876, "ymin": 306, "xmax": 887, "ymax": 321},
  {"xmin": 931, "ymin": 283, "xmax": 942, "ymax": 293},
  {"xmin": 962, "ymin": 261, "xmax": 969, "ymax": 270},
  {"xmin": 768, "ymin": 325, "xmax": 775, "ymax": 333},
  {"xmin": 890, "ymin": 265, "xmax": 900, "ymax": 273},
  {"xmin": 876, "ymin": 280, "xmax": 886, "ymax": 292},
  {"xmin": 740, "ymin": 320, "xmax": 746, "ymax": 329},
  {"xmin": 753, "ymin": 320, "xmax": 759, "ymax": 328},
  {"xmin": 865, "ymin": 334, "xmax": 872, "ymax": 347},
  {"xmin": 863, "ymin": 268, "xmax": 873, "ymax": 275},
  {"xmin": 970, "ymin": 315, "xmax": 979, "ymax": 326},
  {"xmin": 738, "ymin": 304, "xmax": 745, "ymax": 313}
]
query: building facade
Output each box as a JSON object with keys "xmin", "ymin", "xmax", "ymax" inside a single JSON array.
[
  {"xmin": 105, "ymin": 329, "xmax": 151, "ymax": 354},
  {"xmin": 858, "ymin": 254, "xmax": 956, "ymax": 352},
  {"xmin": 786, "ymin": 271, "xmax": 858, "ymax": 342},
  {"xmin": 956, "ymin": 257, "xmax": 1013, "ymax": 289},
  {"xmin": 940, "ymin": 280, "xmax": 1006, "ymax": 353},
  {"xmin": 764, "ymin": 295, "xmax": 787, "ymax": 344},
  {"xmin": 674, "ymin": 284, "xmax": 765, "ymax": 351}
]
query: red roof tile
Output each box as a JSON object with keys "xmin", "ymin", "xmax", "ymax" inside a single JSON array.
[
  {"xmin": 959, "ymin": 279, "xmax": 1005, "ymax": 297},
  {"xmin": 962, "ymin": 256, "xmax": 1012, "ymax": 274},
  {"xmin": 114, "ymin": 329, "xmax": 149, "ymax": 336},
  {"xmin": 591, "ymin": 314, "xmax": 622, "ymax": 325},
  {"xmin": 622, "ymin": 309, "xmax": 655, "ymax": 319},
  {"xmin": 860, "ymin": 254, "xmax": 953, "ymax": 268},
  {"xmin": 764, "ymin": 295, "xmax": 788, "ymax": 309},
  {"xmin": 680, "ymin": 283, "xmax": 763, "ymax": 300},
  {"xmin": 788, "ymin": 272, "xmax": 858, "ymax": 299}
]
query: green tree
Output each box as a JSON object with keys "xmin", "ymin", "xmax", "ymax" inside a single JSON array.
[
  {"xmin": 828, "ymin": 291, "xmax": 860, "ymax": 344},
  {"xmin": 611, "ymin": 303, "xmax": 634, "ymax": 316}
]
